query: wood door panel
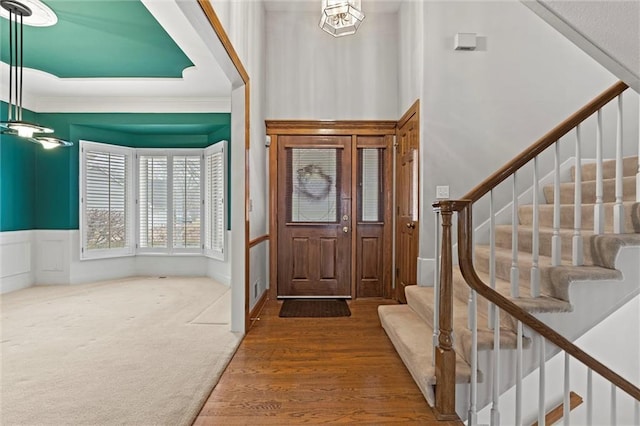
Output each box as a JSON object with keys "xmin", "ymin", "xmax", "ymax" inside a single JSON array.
[
  {"xmin": 292, "ymin": 238, "xmax": 309, "ymax": 279},
  {"xmin": 361, "ymin": 237, "xmax": 379, "ymax": 279},
  {"xmin": 320, "ymin": 238, "xmax": 337, "ymax": 279},
  {"xmin": 356, "ymin": 224, "xmax": 384, "ymax": 298},
  {"xmin": 277, "ymin": 136, "xmax": 351, "ymax": 297}
]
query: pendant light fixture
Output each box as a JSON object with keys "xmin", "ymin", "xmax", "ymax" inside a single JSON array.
[
  {"xmin": 0, "ymin": 0, "xmax": 72, "ymax": 149},
  {"xmin": 319, "ymin": 0, "xmax": 365, "ymax": 37}
]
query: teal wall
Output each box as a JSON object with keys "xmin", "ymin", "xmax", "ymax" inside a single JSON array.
[
  {"xmin": 0, "ymin": 133, "xmax": 37, "ymax": 231},
  {"xmin": 0, "ymin": 106, "xmax": 231, "ymax": 231}
]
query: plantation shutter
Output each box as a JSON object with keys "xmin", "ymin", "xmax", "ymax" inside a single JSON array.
[
  {"xmin": 172, "ymin": 155, "xmax": 202, "ymax": 249},
  {"xmin": 205, "ymin": 142, "xmax": 226, "ymax": 259},
  {"xmin": 358, "ymin": 148, "xmax": 383, "ymax": 222},
  {"xmin": 139, "ymin": 155, "xmax": 168, "ymax": 248},
  {"xmin": 81, "ymin": 141, "xmax": 134, "ymax": 259}
]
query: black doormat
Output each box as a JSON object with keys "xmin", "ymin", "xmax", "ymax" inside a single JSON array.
[{"xmin": 279, "ymin": 299, "xmax": 351, "ymax": 318}]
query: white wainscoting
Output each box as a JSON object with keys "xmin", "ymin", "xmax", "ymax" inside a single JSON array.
[
  {"xmin": 68, "ymin": 230, "xmax": 136, "ymax": 285},
  {"xmin": 1, "ymin": 230, "xmax": 232, "ymax": 292},
  {"xmin": 0, "ymin": 230, "xmax": 35, "ymax": 293},
  {"xmin": 35, "ymin": 230, "xmax": 72, "ymax": 285},
  {"xmin": 207, "ymin": 230, "xmax": 232, "ymax": 285}
]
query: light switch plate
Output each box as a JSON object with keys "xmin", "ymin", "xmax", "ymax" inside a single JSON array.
[{"xmin": 436, "ymin": 185, "xmax": 450, "ymax": 199}]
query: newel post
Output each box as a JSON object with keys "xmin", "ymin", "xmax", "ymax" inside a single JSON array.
[{"xmin": 433, "ymin": 200, "xmax": 457, "ymax": 420}]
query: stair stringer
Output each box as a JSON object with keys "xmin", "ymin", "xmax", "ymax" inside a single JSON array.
[{"xmin": 465, "ymin": 244, "xmax": 640, "ymax": 421}]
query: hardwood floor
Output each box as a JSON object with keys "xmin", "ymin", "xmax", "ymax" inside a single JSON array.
[{"xmin": 194, "ymin": 299, "xmax": 462, "ymax": 425}]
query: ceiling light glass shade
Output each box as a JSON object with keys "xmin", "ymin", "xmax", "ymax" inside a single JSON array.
[
  {"xmin": 319, "ymin": 0, "xmax": 365, "ymax": 37},
  {"xmin": 0, "ymin": 120, "xmax": 54, "ymax": 138},
  {"xmin": 32, "ymin": 136, "xmax": 73, "ymax": 149},
  {"xmin": 1, "ymin": 0, "xmax": 70, "ymax": 149},
  {"xmin": 0, "ymin": 0, "xmax": 56, "ymax": 26}
]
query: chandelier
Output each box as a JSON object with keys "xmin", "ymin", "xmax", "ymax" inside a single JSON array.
[
  {"xmin": 0, "ymin": 0, "xmax": 72, "ymax": 149},
  {"xmin": 319, "ymin": 0, "xmax": 365, "ymax": 37}
]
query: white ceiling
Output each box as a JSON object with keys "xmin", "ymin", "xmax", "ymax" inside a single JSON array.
[
  {"xmin": 1, "ymin": 0, "xmax": 233, "ymax": 114},
  {"xmin": 2, "ymin": 0, "xmax": 403, "ymax": 114},
  {"xmin": 263, "ymin": 0, "xmax": 403, "ymax": 14}
]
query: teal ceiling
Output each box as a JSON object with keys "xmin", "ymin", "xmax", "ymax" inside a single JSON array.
[{"xmin": 0, "ymin": 0, "xmax": 193, "ymax": 78}]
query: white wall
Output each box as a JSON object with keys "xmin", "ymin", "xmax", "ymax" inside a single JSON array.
[
  {"xmin": 398, "ymin": 0, "xmax": 424, "ymax": 116},
  {"xmin": 266, "ymin": 11, "xmax": 399, "ymax": 120},
  {"xmin": 525, "ymin": 0, "xmax": 640, "ymax": 92},
  {"xmin": 215, "ymin": 0, "xmax": 269, "ymax": 311},
  {"xmin": 414, "ymin": 1, "xmax": 635, "ymax": 274}
]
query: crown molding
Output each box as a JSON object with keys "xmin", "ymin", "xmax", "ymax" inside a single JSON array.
[{"xmin": 16, "ymin": 96, "xmax": 231, "ymax": 113}]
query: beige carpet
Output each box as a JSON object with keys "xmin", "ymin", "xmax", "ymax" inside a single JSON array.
[{"xmin": 0, "ymin": 276, "xmax": 241, "ymax": 426}]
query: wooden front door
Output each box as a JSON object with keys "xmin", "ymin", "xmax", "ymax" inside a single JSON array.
[
  {"xmin": 277, "ymin": 135, "xmax": 352, "ymax": 297},
  {"xmin": 395, "ymin": 102, "xmax": 420, "ymax": 303}
]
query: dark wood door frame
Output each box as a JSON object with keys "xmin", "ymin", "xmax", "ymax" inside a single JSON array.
[
  {"xmin": 266, "ymin": 121, "xmax": 396, "ymax": 301},
  {"xmin": 395, "ymin": 101, "xmax": 420, "ymax": 303}
]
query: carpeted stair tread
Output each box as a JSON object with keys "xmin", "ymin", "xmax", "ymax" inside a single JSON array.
[
  {"xmin": 405, "ymin": 286, "xmax": 529, "ymax": 365},
  {"xmin": 449, "ymin": 268, "xmax": 572, "ymax": 334},
  {"xmin": 451, "ymin": 268, "xmax": 573, "ymax": 314},
  {"xmin": 519, "ymin": 201, "xmax": 640, "ymax": 232},
  {"xmin": 543, "ymin": 176, "xmax": 636, "ymax": 204},
  {"xmin": 571, "ymin": 156, "xmax": 638, "ymax": 181},
  {"xmin": 585, "ymin": 232, "xmax": 640, "ymax": 268},
  {"xmin": 378, "ymin": 304, "xmax": 475, "ymax": 406},
  {"xmin": 474, "ymin": 245, "xmax": 622, "ymax": 301},
  {"xmin": 494, "ymin": 225, "xmax": 640, "ymax": 266},
  {"xmin": 451, "ymin": 268, "xmax": 561, "ymax": 310}
]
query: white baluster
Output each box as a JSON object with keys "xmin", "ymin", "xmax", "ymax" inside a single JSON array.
[
  {"xmin": 538, "ymin": 336, "xmax": 546, "ymax": 426},
  {"xmin": 531, "ymin": 157, "xmax": 540, "ymax": 297},
  {"xmin": 433, "ymin": 209, "xmax": 441, "ymax": 366},
  {"xmin": 516, "ymin": 321, "xmax": 523, "ymax": 426},
  {"xmin": 614, "ymin": 95, "xmax": 624, "ymax": 233},
  {"xmin": 563, "ymin": 352, "xmax": 570, "ymax": 425},
  {"xmin": 490, "ymin": 306, "xmax": 501, "ymax": 426},
  {"xmin": 573, "ymin": 126, "xmax": 584, "ymax": 266},
  {"xmin": 610, "ymin": 384, "xmax": 617, "ymax": 426},
  {"xmin": 468, "ymin": 290, "xmax": 478, "ymax": 426},
  {"xmin": 511, "ymin": 173, "xmax": 520, "ymax": 297},
  {"xmin": 489, "ymin": 190, "xmax": 496, "ymax": 328},
  {"xmin": 587, "ymin": 368, "xmax": 593, "ymax": 426},
  {"xmin": 552, "ymin": 142, "xmax": 562, "ymax": 266},
  {"xmin": 594, "ymin": 110, "xmax": 604, "ymax": 235}
]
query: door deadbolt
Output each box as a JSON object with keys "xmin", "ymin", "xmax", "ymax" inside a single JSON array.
[{"xmin": 342, "ymin": 215, "xmax": 349, "ymax": 221}]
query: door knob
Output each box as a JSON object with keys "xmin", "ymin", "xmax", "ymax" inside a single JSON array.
[
  {"xmin": 343, "ymin": 226, "xmax": 349, "ymax": 233},
  {"xmin": 406, "ymin": 222, "xmax": 416, "ymax": 229}
]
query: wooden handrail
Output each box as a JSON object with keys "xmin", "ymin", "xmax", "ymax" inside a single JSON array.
[
  {"xmin": 433, "ymin": 81, "xmax": 637, "ymax": 419},
  {"xmin": 463, "ymin": 81, "xmax": 628, "ymax": 203},
  {"xmin": 249, "ymin": 234, "xmax": 269, "ymax": 248},
  {"xmin": 450, "ymin": 199, "xmax": 640, "ymax": 401}
]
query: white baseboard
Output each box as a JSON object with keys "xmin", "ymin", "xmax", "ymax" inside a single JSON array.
[
  {"xmin": 417, "ymin": 257, "xmax": 435, "ymax": 287},
  {"xmin": 207, "ymin": 257, "xmax": 231, "ymax": 285}
]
